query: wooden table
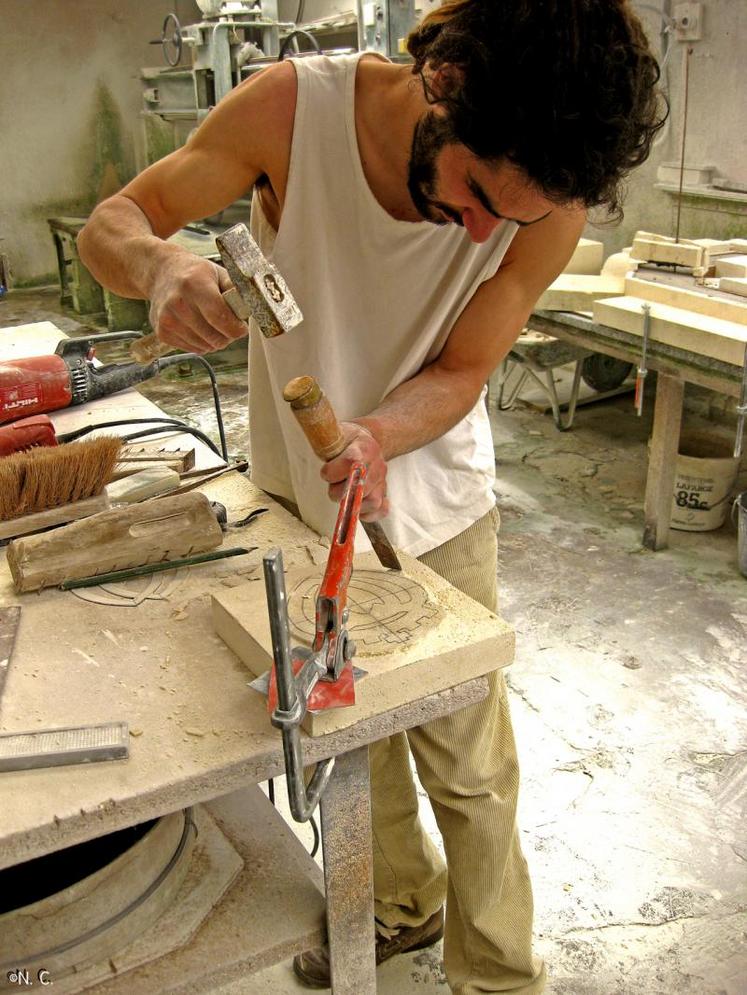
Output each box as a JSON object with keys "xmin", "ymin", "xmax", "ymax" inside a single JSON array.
[
  {"xmin": 527, "ymin": 309, "xmax": 744, "ymax": 550},
  {"xmin": 0, "ymin": 321, "xmax": 499, "ymax": 994}
]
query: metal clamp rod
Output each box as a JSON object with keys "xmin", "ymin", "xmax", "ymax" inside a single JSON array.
[
  {"xmin": 734, "ymin": 345, "xmax": 747, "ymax": 459},
  {"xmin": 262, "ymin": 548, "xmax": 334, "ymax": 822},
  {"xmin": 635, "ymin": 303, "xmax": 652, "ymax": 417}
]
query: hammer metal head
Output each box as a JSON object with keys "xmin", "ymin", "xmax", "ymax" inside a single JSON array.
[{"xmin": 216, "ymin": 223, "xmax": 303, "ymax": 338}]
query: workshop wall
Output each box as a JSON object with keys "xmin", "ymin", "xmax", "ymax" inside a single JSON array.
[
  {"xmin": 3, "ymin": 0, "xmax": 743, "ymax": 285},
  {"xmin": 1, "ymin": 0, "xmax": 201, "ymax": 286},
  {"xmin": 587, "ymin": 0, "xmax": 747, "ymax": 255}
]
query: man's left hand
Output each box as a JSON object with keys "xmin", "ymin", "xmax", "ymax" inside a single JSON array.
[{"xmin": 321, "ymin": 423, "xmax": 389, "ymax": 521}]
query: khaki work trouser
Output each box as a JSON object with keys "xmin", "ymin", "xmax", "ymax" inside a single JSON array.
[{"xmin": 370, "ymin": 506, "xmax": 546, "ymax": 994}]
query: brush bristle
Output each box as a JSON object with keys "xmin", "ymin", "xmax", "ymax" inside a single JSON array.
[{"xmin": 0, "ymin": 436, "xmax": 122, "ymax": 520}]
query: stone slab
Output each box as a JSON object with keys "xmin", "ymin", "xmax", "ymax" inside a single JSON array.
[
  {"xmin": 624, "ymin": 275, "xmax": 747, "ymax": 326},
  {"xmin": 719, "ymin": 277, "xmax": 747, "ymax": 298},
  {"xmin": 692, "ymin": 238, "xmax": 736, "ymax": 257},
  {"xmin": 714, "ymin": 255, "xmax": 747, "ymax": 279},
  {"xmin": 563, "ymin": 238, "xmax": 603, "ymax": 275},
  {"xmin": 212, "ymin": 551, "xmax": 514, "ymax": 736},
  {"xmin": 593, "ymin": 296, "xmax": 747, "ymax": 368},
  {"xmin": 601, "ymin": 249, "xmax": 638, "ymax": 278},
  {"xmin": 631, "ymin": 237, "xmax": 704, "ymax": 269},
  {"xmin": 657, "ymin": 163, "xmax": 715, "ymax": 186},
  {"xmin": 536, "ymin": 274, "xmax": 624, "ymax": 312}
]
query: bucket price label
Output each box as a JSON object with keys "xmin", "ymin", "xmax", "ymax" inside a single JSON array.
[
  {"xmin": 675, "ymin": 490, "xmax": 710, "ymax": 511},
  {"xmin": 674, "ymin": 475, "xmax": 713, "ymax": 511}
]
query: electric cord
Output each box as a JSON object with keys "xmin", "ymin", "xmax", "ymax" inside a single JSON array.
[
  {"xmin": 155, "ymin": 353, "xmax": 229, "ymax": 463},
  {"xmin": 635, "ymin": 2, "xmax": 676, "ymax": 71},
  {"xmin": 278, "ymin": 29, "xmax": 321, "ymax": 61},
  {"xmin": 310, "ymin": 813, "xmax": 320, "ymax": 858},
  {"xmin": 266, "ymin": 778, "xmax": 321, "ymax": 859},
  {"xmin": 58, "ymin": 418, "xmax": 225, "ymax": 462},
  {"xmin": 58, "ymin": 352, "xmax": 230, "ymax": 462}
]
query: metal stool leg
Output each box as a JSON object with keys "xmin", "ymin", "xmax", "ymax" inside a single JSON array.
[
  {"xmin": 543, "ymin": 359, "xmax": 584, "ymax": 431},
  {"xmin": 494, "ymin": 356, "xmax": 531, "ymax": 411}
]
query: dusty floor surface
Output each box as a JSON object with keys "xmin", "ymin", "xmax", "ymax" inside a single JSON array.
[{"xmin": 2, "ymin": 290, "xmax": 746, "ymax": 994}]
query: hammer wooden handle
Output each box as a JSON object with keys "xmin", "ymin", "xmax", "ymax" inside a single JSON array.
[
  {"xmin": 283, "ymin": 376, "xmax": 346, "ymax": 461},
  {"xmin": 129, "ymin": 288, "xmax": 248, "ymax": 364}
]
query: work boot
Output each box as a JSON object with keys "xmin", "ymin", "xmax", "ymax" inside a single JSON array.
[{"xmin": 292, "ymin": 907, "xmax": 444, "ymax": 989}]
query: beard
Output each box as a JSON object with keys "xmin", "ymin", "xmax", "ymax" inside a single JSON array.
[{"xmin": 407, "ymin": 111, "xmax": 464, "ymax": 226}]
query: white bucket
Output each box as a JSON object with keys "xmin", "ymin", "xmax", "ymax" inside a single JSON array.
[{"xmin": 670, "ymin": 432, "xmax": 739, "ymax": 532}]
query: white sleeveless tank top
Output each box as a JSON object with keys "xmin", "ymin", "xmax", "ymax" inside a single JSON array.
[{"xmin": 248, "ymin": 53, "xmax": 517, "ymax": 557}]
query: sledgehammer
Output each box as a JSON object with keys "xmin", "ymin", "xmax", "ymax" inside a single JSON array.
[{"xmin": 130, "ymin": 223, "xmax": 303, "ymax": 364}]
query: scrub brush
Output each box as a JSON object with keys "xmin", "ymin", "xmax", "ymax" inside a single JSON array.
[{"xmin": 0, "ymin": 436, "xmax": 122, "ymax": 539}]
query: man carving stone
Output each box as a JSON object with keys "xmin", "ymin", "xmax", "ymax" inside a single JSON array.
[{"xmin": 79, "ymin": 2, "xmax": 665, "ymax": 989}]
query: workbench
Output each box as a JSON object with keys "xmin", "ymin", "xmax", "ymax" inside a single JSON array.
[
  {"xmin": 0, "ymin": 322, "xmax": 503, "ymax": 994},
  {"xmin": 525, "ymin": 308, "xmax": 745, "ymax": 550}
]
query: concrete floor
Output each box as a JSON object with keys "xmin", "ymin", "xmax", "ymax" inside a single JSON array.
[{"xmin": 2, "ymin": 290, "xmax": 746, "ymax": 994}]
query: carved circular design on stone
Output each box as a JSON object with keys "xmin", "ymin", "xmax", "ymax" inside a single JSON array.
[{"xmin": 287, "ymin": 570, "xmax": 440, "ymax": 656}]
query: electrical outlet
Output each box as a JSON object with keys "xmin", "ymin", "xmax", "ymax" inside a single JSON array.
[{"xmin": 673, "ymin": 2, "xmax": 703, "ymax": 41}]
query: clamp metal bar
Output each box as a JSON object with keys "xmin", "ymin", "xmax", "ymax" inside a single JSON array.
[
  {"xmin": 635, "ymin": 303, "xmax": 652, "ymax": 417},
  {"xmin": 263, "ymin": 548, "xmax": 334, "ymax": 822},
  {"xmin": 734, "ymin": 344, "xmax": 747, "ymax": 459}
]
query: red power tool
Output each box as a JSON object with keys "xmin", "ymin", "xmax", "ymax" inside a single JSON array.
[
  {"xmin": 0, "ymin": 414, "xmax": 58, "ymax": 456},
  {"xmin": 0, "ymin": 333, "xmax": 187, "ymax": 456},
  {"xmin": 0, "ymin": 333, "xmax": 165, "ymax": 430}
]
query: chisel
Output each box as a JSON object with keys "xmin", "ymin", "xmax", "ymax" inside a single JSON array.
[{"xmin": 283, "ymin": 376, "xmax": 402, "ymax": 571}]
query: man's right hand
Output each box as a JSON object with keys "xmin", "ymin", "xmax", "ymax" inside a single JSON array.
[{"xmin": 148, "ymin": 255, "xmax": 249, "ymax": 355}]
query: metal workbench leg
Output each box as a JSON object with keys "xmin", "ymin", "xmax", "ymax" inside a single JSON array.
[
  {"xmin": 320, "ymin": 745, "xmax": 376, "ymax": 994},
  {"xmin": 643, "ymin": 372, "xmax": 684, "ymax": 550}
]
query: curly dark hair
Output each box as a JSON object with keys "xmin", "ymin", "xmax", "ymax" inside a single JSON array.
[{"xmin": 407, "ymin": 0, "xmax": 667, "ymax": 217}]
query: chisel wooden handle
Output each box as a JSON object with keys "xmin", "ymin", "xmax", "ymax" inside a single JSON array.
[
  {"xmin": 283, "ymin": 376, "xmax": 346, "ymax": 461},
  {"xmin": 283, "ymin": 376, "xmax": 402, "ymax": 570},
  {"xmin": 129, "ymin": 287, "xmax": 249, "ymax": 364}
]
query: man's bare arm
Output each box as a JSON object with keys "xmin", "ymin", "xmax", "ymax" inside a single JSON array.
[
  {"xmin": 326, "ymin": 205, "xmax": 587, "ymax": 516},
  {"xmin": 77, "ymin": 63, "xmax": 296, "ymax": 353}
]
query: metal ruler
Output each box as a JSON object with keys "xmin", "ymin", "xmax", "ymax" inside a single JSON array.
[
  {"xmin": 0, "ymin": 606, "xmax": 129, "ymax": 771},
  {"xmin": 0, "ymin": 722, "xmax": 128, "ymax": 772}
]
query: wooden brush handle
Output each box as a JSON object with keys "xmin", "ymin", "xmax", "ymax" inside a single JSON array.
[
  {"xmin": 283, "ymin": 376, "xmax": 346, "ymax": 461},
  {"xmin": 130, "ymin": 288, "xmax": 249, "ymax": 364}
]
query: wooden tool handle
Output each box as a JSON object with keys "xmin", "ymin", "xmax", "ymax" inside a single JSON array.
[
  {"xmin": 284, "ymin": 376, "xmax": 403, "ymax": 570},
  {"xmin": 129, "ymin": 288, "xmax": 249, "ymax": 364},
  {"xmin": 7, "ymin": 491, "xmax": 223, "ymax": 593},
  {"xmin": 130, "ymin": 332, "xmax": 172, "ymax": 364},
  {"xmin": 283, "ymin": 376, "xmax": 346, "ymax": 461}
]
